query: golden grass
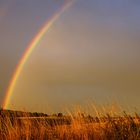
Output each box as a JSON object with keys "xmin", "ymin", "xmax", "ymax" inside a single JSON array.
[{"xmin": 0, "ymin": 108, "xmax": 140, "ymax": 140}]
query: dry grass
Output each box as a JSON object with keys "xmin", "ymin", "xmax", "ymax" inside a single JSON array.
[{"xmin": 0, "ymin": 108, "xmax": 140, "ymax": 140}]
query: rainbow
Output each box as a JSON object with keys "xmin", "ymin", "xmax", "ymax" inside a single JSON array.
[{"xmin": 2, "ymin": 0, "xmax": 74, "ymax": 109}]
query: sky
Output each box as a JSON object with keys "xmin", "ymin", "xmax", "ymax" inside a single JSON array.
[{"xmin": 0, "ymin": 0, "xmax": 140, "ymax": 113}]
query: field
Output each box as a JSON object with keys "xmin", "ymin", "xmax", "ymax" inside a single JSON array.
[{"xmin": 0, "ymin": 108, "xmax": 140, "ymax": 140}]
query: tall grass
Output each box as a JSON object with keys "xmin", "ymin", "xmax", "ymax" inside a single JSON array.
[{"xmin": 0, "ymin": 107, "xmax": 140, "ymax": 140}]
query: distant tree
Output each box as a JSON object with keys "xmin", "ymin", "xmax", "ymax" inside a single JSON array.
[
  {"xmin": 45, "ymin": 114, "xmax": 48, "ymax": 117},
  {"xmin": 52, "ymin": 114, "xmax": 57, "ymax": 117},
  {"xmin": 33, "ymin": 112, "xmax": 39, "ymax": 117},
  {"xmin": 58, "ymin": 113, "xmax": 63, "ymax": 117}
]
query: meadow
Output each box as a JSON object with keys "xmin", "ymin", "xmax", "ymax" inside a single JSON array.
[{"xmin": 0, "ymin": 108, "xmax": 140, "ymax": 140}]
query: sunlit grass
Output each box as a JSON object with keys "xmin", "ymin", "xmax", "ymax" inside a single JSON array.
[{"xmin": 0, "ymin": 105, "xmax": 140, "ymax": 140}]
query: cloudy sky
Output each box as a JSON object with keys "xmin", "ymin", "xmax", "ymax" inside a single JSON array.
[{"xmin": 0, "ymin": 0, "xmax": 140, "ymax": 113}]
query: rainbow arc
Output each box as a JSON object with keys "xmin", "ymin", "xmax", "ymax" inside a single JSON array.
[{"xmin": 3, "ymin": 0, "xmax": 74, "ymax": 109}]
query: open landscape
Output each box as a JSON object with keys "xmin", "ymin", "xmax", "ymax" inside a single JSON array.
[
  {"xmin": 0, "ymin": 0, "xmax": 140, "ymax": 139},
  {"xmin": 0, "ymin": 108, "xmax": 140, "ymax": 140}
]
